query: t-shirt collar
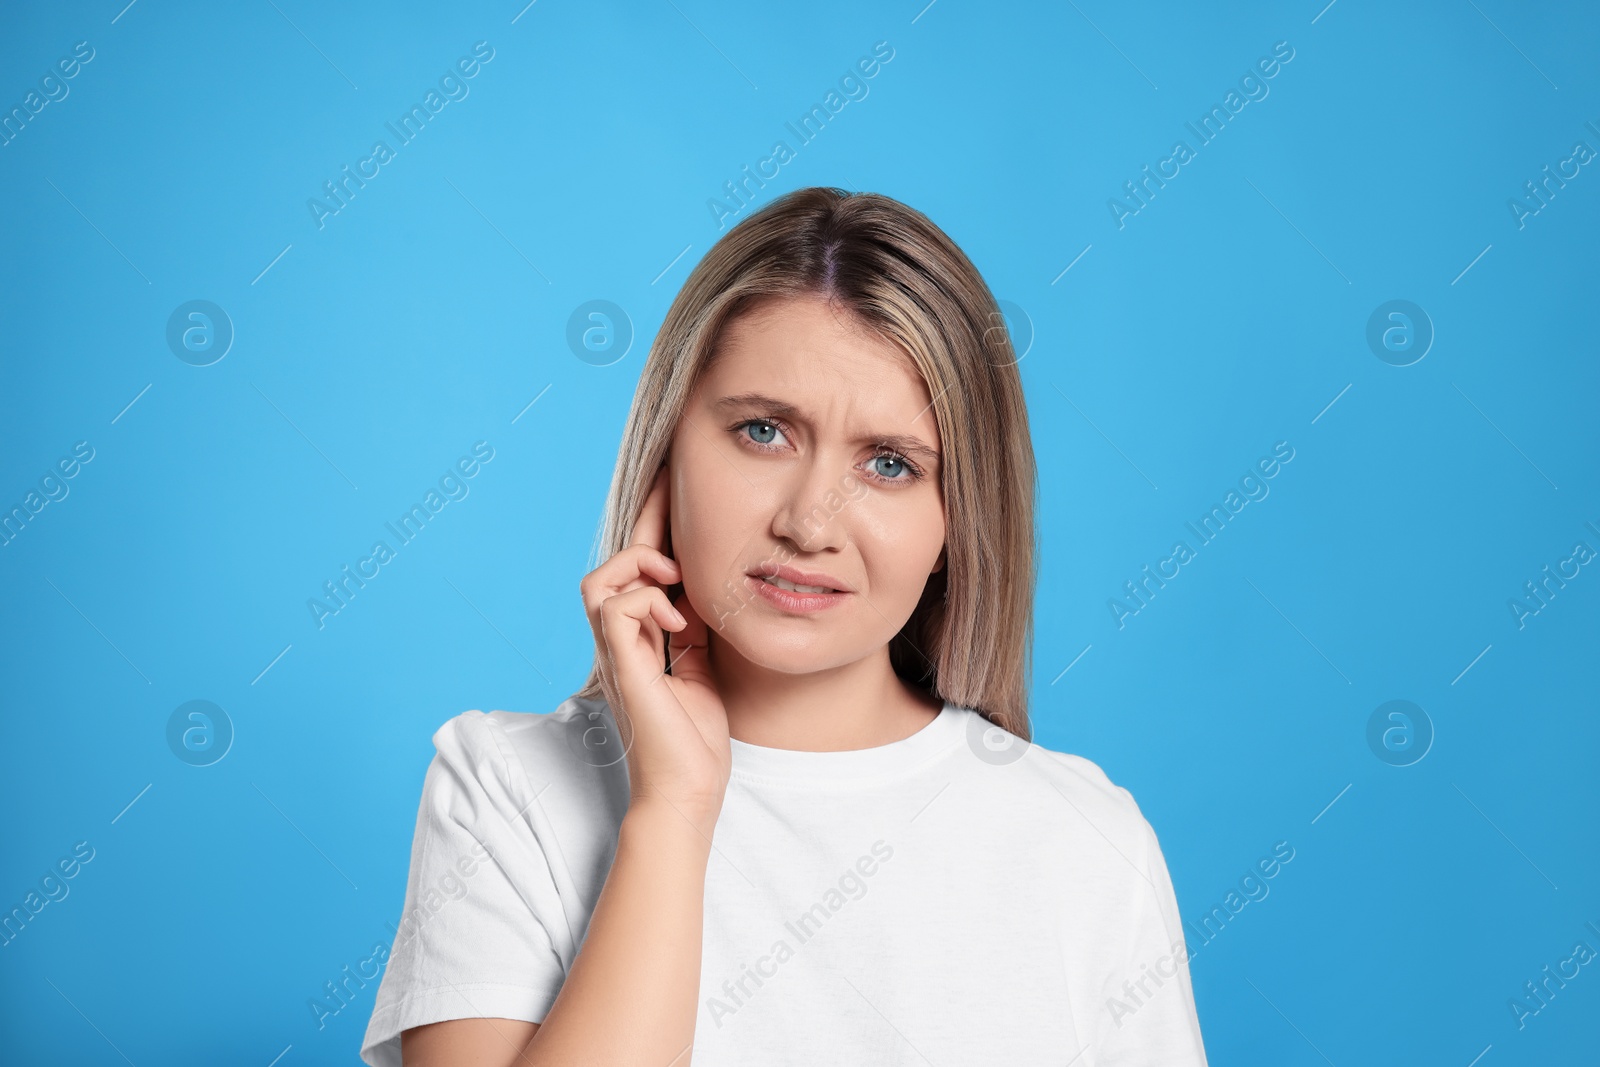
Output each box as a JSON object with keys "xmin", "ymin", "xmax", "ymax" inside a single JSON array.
[{"xmin": 727, "ymin": 701, "xmax": 969, "ymax": 783}]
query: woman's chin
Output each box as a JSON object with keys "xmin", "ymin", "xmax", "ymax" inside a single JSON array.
[{"xmin": 711, "ymin": 630, "xmax": 854, "ymax": 677}]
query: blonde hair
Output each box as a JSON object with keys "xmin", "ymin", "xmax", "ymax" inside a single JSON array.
[{"xmin": 575, "ymin": 186, "xmax": 1037, "ymax": 739}]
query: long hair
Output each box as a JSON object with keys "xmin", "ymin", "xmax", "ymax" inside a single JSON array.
[{"xmin": 574, "ymin": 187, "xmax": 1037, "ymax": 740}]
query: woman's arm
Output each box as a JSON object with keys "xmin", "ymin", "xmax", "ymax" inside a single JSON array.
[
  {"xmin": 402, "ymin": 466, "xmax": 729, "ymax": 1066},
  {"xmin": 400, "ymin": 801, "xmax": 716, "ymax": 1067}
]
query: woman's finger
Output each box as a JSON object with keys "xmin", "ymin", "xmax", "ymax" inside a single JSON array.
[
  {"xmin": 598, "ymin": 585, "xmax": 684, "ymax": 689},
  {"xmin": 601, "ymin": 586, "xmax": 684, "ymax": 749},
  {"xmin": 581, "ymin": 544, "xmax": 680, "ymax": 610},
  {"xmin": 582, "ymin": 545, "xmax": 682, "ymax": 660}
]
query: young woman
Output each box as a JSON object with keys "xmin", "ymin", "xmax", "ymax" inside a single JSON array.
[{"xmin": 360, "ymin": 187, "xmax": 1208, "ymax": 1066}]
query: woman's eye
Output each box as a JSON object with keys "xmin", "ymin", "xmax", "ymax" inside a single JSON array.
[
  {"xmin": 741, "ymin": 420, "xmax": 784, "ymax": 446},
  {"xmin": 736, "ymin": 421, "xmax": 920, "ymax": 483},
  {"xmin": 870, "ymin": 454, "xmax": 911, "ymax": 480}
]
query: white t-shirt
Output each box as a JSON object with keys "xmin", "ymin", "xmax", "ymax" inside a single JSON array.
[{"xmin": 360, "ymin": 695, "xmax": 1208, "ymax": 1066}]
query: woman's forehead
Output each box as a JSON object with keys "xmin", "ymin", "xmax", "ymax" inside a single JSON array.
[{"xmin": 707, "ymin": 300, "xmax": 931, "ymax": 406}]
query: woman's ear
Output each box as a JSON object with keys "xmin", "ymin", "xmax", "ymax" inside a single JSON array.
[
  {"xmin": 661, "ymin": 463, "xmax": 675, "ymax": 562},
  {"xmin": 932, "ymin": 545, "xmax": 946, "ymax": 574}
]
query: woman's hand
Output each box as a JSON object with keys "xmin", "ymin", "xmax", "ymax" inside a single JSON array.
[{"xmin": 580, "ymin": 464, "xmax": 731, "ymax": 833}]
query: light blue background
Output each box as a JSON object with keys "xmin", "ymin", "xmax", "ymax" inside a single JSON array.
[{"xmin": 2, "ymin": 1, "xmax": 1597, "ymax": 1063}]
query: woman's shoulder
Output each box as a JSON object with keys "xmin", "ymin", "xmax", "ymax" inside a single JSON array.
[
  {"xmin": 430, "ymin": 690, "xmax": 615, "ymax": 752},
  {"xmin": 426, "ymin": 693, "xmax": 631, "ymax": 823},
  {"xmin": 1010, "ymin": 731, "xmax": 1159, "ymax": 848}
]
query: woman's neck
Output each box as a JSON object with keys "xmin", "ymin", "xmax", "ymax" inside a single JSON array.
[{"xmin": 707, "ymin": 641, "xmax": 941, "ymax": 752}]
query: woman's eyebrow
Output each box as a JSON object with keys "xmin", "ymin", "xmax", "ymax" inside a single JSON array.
[
  {"xmin": 714, "ymin": 392, "xmax": 802, "ymax": 419},
  {"xmin": 713, "ymin": 392, "xmax": 941, "ymax": 465}
]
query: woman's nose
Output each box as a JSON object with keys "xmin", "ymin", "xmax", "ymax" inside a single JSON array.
[{"xmin": 770, "ymin": 458, "xmax": 850, "ymax": 552}]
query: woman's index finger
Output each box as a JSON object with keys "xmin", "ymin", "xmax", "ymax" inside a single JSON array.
[{"xmin": 629, "ymin": 465, "xmax": 670, "ymax": 551}]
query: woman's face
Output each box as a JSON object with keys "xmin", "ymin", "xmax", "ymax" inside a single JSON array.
[{"xmin": 667, "ymin": 293, "xmax": 947, "ymax": 677}]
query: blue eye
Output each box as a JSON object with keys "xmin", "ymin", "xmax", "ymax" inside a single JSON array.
[
  {"xmin": 872, "ymin": 454, "xmax": 909, "ymax": 480},
  {"xmin": 732, "ymin": 418, "xmax": 924, "ymax": 485},
  {"xmin": 745, "ymin": 421, "xmax": 780, "ymax": 445}
]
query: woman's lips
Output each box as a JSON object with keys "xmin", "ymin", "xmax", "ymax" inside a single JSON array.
[{"xmin": 745, "ymin": 573, "xmax": 852, "ymax": 614}]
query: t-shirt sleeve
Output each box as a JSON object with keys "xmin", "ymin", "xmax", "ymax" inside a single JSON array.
[
  {"xmin": 359, "ymin": 711, "xmax": 570, "ymax": 1067},
  {"xmin": 1091, "ymin": 796, "xmax": 1210, "ymax": 1066}
]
